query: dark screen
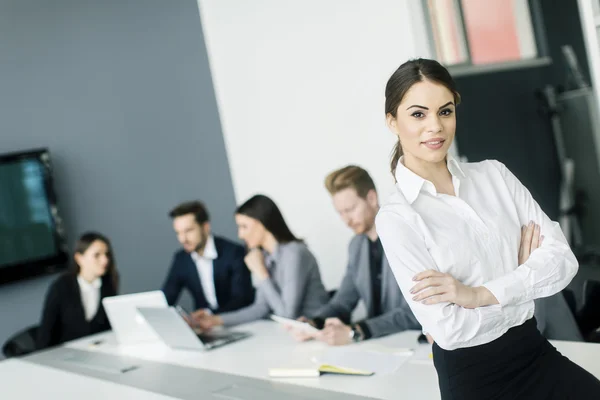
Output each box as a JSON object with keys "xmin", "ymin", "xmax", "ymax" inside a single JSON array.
[{"xmin": 0, "ymin": 158, "xmax": 58, "ymax": 267}]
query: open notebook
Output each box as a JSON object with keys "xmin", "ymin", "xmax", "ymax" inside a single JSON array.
[
  {"xmin": 269, "ymin": 346, "xmax": 414, "ymax": 378},
  {"xmin": 268, "ymin": 364, "xmax": 373, "ymax": 378}
]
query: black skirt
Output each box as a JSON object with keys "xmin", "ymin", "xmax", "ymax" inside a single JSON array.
[{"xmin": 432, "ymin": 317, "xmax": 600, "ymax": 399}]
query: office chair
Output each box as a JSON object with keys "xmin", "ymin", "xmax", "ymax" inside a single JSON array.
[
  {"xmin": 577, "ymin": 280, "xmax": 600, "ymax": 341},
  {"xmin": 2, "ymin": 325, "xmax": 38, "ymax": 358},
  {"xmin": 562, "ymin": 288, "xmax": 577, "ymax": 317}
]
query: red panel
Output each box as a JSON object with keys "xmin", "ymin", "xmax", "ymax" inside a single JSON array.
[{"xmin": 461, "ymin": 0, "xmax": 520, "ymax": 64}]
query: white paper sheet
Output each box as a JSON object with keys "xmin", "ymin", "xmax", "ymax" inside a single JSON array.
[{"xmin": 313, "ymin": 346, "xmax": 411, "ymax": 375}]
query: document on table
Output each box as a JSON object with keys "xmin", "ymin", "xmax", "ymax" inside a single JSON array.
[{"xmin": 312, "ymin": 346, "xmax": 411, "ymax": 375}]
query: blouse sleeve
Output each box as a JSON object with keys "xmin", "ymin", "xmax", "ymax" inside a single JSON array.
[{"xmin": 482, "ymin": 161, "xmax": 578, "ymax": 307}]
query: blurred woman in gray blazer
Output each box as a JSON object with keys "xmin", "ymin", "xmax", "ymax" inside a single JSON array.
[{"xmin": 194, "ymin": 194, "xmax": 329, "ymax": 329}]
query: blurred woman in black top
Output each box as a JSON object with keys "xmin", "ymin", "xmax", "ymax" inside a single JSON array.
[{"xmin": 37, "ymin": 232, "xmax": 119, "ymax": 349}]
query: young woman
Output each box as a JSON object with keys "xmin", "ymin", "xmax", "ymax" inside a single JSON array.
[
  {"xmin": 194, "ymin": 194, "xmax": 329, "ymax": 329},
  {"xmin": 376, "ymin": 58, "xmax": 600, "ymax": 399},
  {"xmin": 37, "ymin": 232, "xmax": 119, "ymax": 349}
]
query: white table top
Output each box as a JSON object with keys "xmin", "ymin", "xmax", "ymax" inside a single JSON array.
[
  {"xmin": 66, "ymin": 321, "xmax": 439, "ymax": 399},
  {"xmin": 0, "ymin": 358, "xmax": 179, "ymax": 400},
  {"xmin": 6, "ymin": 320, "xmax": 600, "ymax": 400},
  {"xmin": 61, "ymin": 320, "xmax": 600, "ymax": 400}
]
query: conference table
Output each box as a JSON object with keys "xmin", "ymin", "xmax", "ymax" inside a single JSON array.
[{"xmin": 3, "ymin": 320, "xmax": 600, "ymax": 399}]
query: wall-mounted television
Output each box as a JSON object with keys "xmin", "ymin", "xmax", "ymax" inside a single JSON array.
[{"xmin": 0, "ymin": 148, "xmax": 68, "ymax": 285}]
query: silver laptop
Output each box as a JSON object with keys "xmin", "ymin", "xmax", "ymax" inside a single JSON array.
[
  {"xmin": 137, "ymin": 306, "xmax": 251, "ymax": 351},
  {"xmin": 102, "ymin": 291, "xmax": 168, "ymax": 345}
]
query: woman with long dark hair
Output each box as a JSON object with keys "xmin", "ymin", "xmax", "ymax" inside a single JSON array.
[
  {"xmin": 37, "ymin": 232, "xmax": 119, "ymax": 349},
  {"xmin": 194, "ymin": 194, "xmax": 329, "ymax": 329},
  {"xmin": 376, "ymin": 58, "xmax": 600, "ymax": 399}
]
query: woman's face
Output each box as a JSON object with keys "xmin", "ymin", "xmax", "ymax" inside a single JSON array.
[
  {"xmin": 75, "ymin": 240, "xmax": 110, "ymax": 279},
  {"xmin": 386, "ymin": 79, "xmax": 456, "ymax": 168},
  {"xmin": 235, "ymin": 214, "xmax": 267, "ymax": 249}
]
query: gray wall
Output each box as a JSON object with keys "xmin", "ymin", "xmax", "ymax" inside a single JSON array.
[{"xmin": 0, "ymin": 0, "xmax": 237, "ymax": 356}]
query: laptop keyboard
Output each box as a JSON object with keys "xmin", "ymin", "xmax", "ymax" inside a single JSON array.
[
  {"xmin": 198, "ymin": 331, "xmax": 249, "ymax": 345},
  {"xmin": 199, "ymin": 334, "xmax": 221, "ymax": 344}
]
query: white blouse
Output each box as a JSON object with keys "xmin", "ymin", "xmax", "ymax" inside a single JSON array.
[
  {"xmin": 77, "ymin": 276, "xmax": 102, "ymax": 321},
  {"xmin": 190, "ymin": 235, "xmax": 219, "ymax": 310},
  {"xmin": 376, "ymin": 155, "xmax": 578, "ymax": 350}
]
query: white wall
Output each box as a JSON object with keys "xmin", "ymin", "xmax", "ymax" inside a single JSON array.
[{"xmin": 198, "ymin": 0, "xmax": 431, "ymax": 289}]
